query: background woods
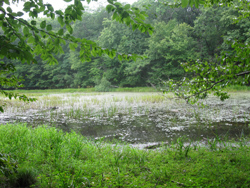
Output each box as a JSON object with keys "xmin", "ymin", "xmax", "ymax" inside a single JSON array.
[{"xmin": 1, "ymin": 0, "xmax": 248, "ymax": 90}]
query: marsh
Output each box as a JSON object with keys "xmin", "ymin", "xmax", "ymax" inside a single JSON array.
[{"xmin": 1, "ymin": 92, "xmax": 250, "ymax": 144}]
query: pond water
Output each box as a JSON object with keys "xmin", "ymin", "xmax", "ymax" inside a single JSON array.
[{"xmin": 1, "ymin": 92, "xmax": 250, "ymax": 146}]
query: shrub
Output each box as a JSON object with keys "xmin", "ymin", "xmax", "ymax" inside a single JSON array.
[{"xmin": 95, "ymin": 77, "xmax": 111, "ymax": 92}]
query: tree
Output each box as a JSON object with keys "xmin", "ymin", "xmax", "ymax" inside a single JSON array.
[
  {"xmin": 97, "ymin": 17, "xmax": 149, "ymax": 87},
  {"xmin": 0, "ymin": 0, "xmax": 154, "ymax": 111},
  {"xmin": 163, "ymin": 0, "xmax": 250, "ymax": 103},
  {"xmin": 146, "ymin": 20, "xmax": 198, "ymax": 84}
]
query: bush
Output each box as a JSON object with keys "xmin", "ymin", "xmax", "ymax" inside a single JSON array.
[{"xmin": 95, "ymin": 77, "xmax": 111, "ymax": 92}]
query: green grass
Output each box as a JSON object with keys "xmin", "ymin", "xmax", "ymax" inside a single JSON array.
[
  {"xmin": 6, "ymin": 87, "xmax": 157, "ymax": 96},
  {"xmin": 109, "ymin": 87, "xmax": 158, "ymax": 92},
  {"xmin": 0, "ymin": 124, "xmax": 250, "ymax": 187},
  {"xmin": 224, "ymin": 85, "xmax": 250, "ymax": 92},
  {"xmin": 2, "ymin": 85, "xmax": 249, "ymax": 99}
]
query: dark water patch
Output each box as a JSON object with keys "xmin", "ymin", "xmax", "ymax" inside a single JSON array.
[{"xmin": 2, "ymin": 111, "xmax": 250, "ymax": 144}]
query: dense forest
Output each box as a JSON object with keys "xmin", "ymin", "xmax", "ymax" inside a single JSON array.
[{"xmin": 2, "ymin": 0, "xmax": 249, "ymax": 89}]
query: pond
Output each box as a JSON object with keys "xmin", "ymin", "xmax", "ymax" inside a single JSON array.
[{"xmin": 1, "ymin": 92, "xmax": 250, "ymax": 146}]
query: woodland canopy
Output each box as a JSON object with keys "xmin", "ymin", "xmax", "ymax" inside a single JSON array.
[{"xmin": 0, "ymin": 0, "xmax": 250, "ymax": 110}]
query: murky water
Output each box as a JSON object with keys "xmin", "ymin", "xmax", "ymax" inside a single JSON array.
[{"xmin": 1, "ymin": 92, "xmax": 250, "ymax": 145}]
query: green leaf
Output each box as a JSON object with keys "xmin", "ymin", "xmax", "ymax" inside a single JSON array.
[
  {"xmin": 0, "ymin": 14, "xmax": 5, "ymax": 20},
  {"xmin": 7, "ymin": 7, "xmax": 12, "ymax": 13},
  {"xmin": 181, "ymin": 0, "xmax": 189, "ymax": 7},
  {"xmin": 23, "ymin": 2, "xmax": 31, "ymax": 7},
  {"xmin": 27, "ymin": 36, "xmax": 35, "ymax": 43},
  {"xmin": 40, "ymin": 30, "xmax": 47, "ymax": 38},
  {"xmin": 58, "ymin": 16, "xmax": 64, "ymax": 27},
  {"xmin": 23, "ymin": 26, "xmax": 29, "ymax": 35},
  {"xmin": 60, "ymin": 39, "xmax": 66, "ymax": 45},
  {"xmin": 66, "ymin": 25, "xmax": 73, "ymax": 34},
  {"xmin": 55, "ymin": 10, "xmax": 63, "ymax": 15},
  {"xmin": 132, "ymin": 24, "xmax": 138, "ymax": 31},
  {"xmin": 4, "ymin": 0, "xmax": 10, "ymax": 5},
  {"xmin": 40, "ymin": 20, "xmax": 46, "ymax": 29},
  {"xmin": 50, "ymin": 13, "xmax": 55, "ymax": 19},
  {"xmin": 106, "ymin": 5, "xmax": 114, "ymax": 13},
  {"xmin": 124, "ymin": 4, "xmax": 131, "ymax": 9},
  {"xmin": 58, "ymin": 28, "xmax": 64, "ymax": 36},
  {"xmin": 124, "ymin": 17, "xmax": 131, "ymax": 26},
  {"xmin": 16, "ymin": 11, "xmax": 24, "ymax": 17},
  {"xmin": 47, "ymin": 4, "xmax": 54, "ymax": 12},
  {"xmin": 64, "ymin": 0, "xmax": 72, "ymax": 2},
  {"xmin": 34, "ymin": 44, "xmax": 42, "ymax": 53},
  {"xmin": 112, "ymin": 11, "xmax": 119, "ymax": 21},
  {"xmin": 108, "ymin": 50, "xmax": 116, "ymax": 59},
  {"xmin": 148, "ymin": 28, "xmax": 154, "ymax": 35},
  {"xmin": 31, "ymin": 20, "xmax": 36, "ymax": 25},
  {"xmin": 46, "ymin": 24, "xmax": 52, "ymax": 31},
  {"xmin": 69, "ymin": 43, "xmax": 78, "ymax": 51},
  {"xmin": 122, "ymin": 11, "xmax": 129, "ymax": 19},
  {"xmin": 39, "ymin": 5, "xmax": 45, "ymax": 12},
  {"xmin": 23, "ymin": 50, "xmax": 33, "ymax": 63},
  {"xmin": 44, "ymin": 10, "xmax": 49, "ymax": 15},
  {"xmin": 118, "ymin": 54, "xmax": 123, "ymax": 61},
  {"xmin": 195, "ymin": 0, "xmax": 199, "ymax": 8},
  {"xmin": 114, "ymin": 2, "xmax": 122, "ymax": 7}
]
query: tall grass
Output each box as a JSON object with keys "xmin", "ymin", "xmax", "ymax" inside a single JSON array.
[{"xmin": 1, "ymin": 124, "xmax": 250, "ymax": 187}]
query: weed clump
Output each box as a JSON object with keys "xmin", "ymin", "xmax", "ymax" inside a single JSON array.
[
  {"xmin": 0, "ymin": 153, "xmax": 37, "ymax": 188},
  {"xmin": 0, "ymin": 152, "xmax": 18, "ymax": 177}
]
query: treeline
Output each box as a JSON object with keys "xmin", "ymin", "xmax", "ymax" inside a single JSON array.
[{"xmin": 2, "ymin": 0, "xmax": 249, "ymax": 89}]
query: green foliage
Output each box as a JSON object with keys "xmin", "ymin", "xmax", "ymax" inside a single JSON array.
[
  {"xmin": 146, "ymin": 20, "xmax": 198, "ymax": 83},
  {"xmin": 166, "ymin": 0, "xmax": 236, "ymax": 8},
  {"xmin": 95, "ymin": 77, "xmax": 112, "ymax": 92},
  {"xmin": 0, "ymin": 152, "xmax": 18, "ymax": 177},
  {"xmin": 163, "ymin": 0, "xmax": 250, "ymax": 103},
  {"xmin": 1, "ymin": 124, "xmax": 250, "ymax": 187}
]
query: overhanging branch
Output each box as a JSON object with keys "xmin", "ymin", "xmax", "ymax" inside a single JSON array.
[{"xmin": 184, "ymin": 70, "xmax": 250, "ymax": 102}]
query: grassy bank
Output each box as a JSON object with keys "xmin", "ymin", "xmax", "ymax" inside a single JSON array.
[
  {"xmin": 0, "ymin": 124, "xmax": 250, "ymax": 187},
  {"xmin": 9, "ymin": 87, "xmax": 157, "ymax": 95},
  {"xmin": 2, "ymin": 85, "xmax": 249, "ymax": 97}
]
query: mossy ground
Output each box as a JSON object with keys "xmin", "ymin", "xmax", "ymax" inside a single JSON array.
[{"xmin": 0, "ymin": 124, "xmax": 250, "ymax": 187}]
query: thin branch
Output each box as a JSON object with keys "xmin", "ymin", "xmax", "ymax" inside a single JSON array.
[{"xmin": 185, "ymin": 70, "xmax": 250, "ymax": 101}]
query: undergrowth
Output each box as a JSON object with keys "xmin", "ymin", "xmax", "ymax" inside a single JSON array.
[{"xmin": 0, "ymin": 124, "xmax": 250, "ymax": 187}]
